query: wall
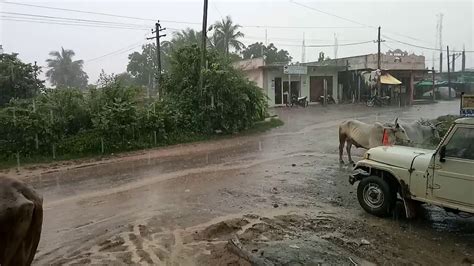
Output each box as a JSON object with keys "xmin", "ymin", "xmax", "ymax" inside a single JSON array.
[
  {"xmin": 264, "ymin": 66, "xmax": 339, "ymax": 106},
  {"xmin": 305, "ymin": 66, "xmax": 339, "ymax": 102},
  {"xmin": 233, "ymin": 57, "xmax": 265, "ymax": 97},
  {"xmin": 242, "ymin": 69, "xmax": 264, "ymax": 88},
  {"xmin": 320, "ymin": 53, "xmax": 425, "ymax": 71}
]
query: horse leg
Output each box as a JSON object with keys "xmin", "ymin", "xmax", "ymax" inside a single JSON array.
[
  {"xmin": 339, "ymin": 132, "xmax": 346, "ymax": 164},
  {"xmin": 346, "ymin": 139, "xmax": 354, "ymax": 164}
]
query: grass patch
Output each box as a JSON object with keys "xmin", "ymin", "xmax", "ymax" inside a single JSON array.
[
  {"xmin": 0, "ymin": 118, "xmax": 283, "ymax": 170},
  {"xmin": 243, "ymin": 117, "xmax": 284, "ymax": 135}
]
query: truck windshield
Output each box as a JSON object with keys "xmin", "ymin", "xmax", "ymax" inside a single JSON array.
[{"xmin": 445, "ymin": 127, "xmax": 474, "ymax": 160}]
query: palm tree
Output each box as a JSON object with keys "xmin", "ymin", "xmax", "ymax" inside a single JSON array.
[
  {"xmin": 46, "ymin": 47, "xmax": 88, "ymax": 88},
  {"xmin": 168, "ymin": 28, "xmax": 202, "ymax": 48},
  {"xmin": 212, "ymin": 16, "xmax": 245, "ymax": 56}
]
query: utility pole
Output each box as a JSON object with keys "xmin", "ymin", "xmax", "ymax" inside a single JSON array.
[
  {"xmin": 346, "ymin": 60, "xmax": 350, "ymax": 101},
  {"xmin": 447, "ymin": 46, "xmax": 451, "ymax": 99},
  {"xmin": 33, "ymin": 61, "xmax": 38, "ymax": 95},
  {"xmin": 432, "ymin": 67, "xmax": 436, "ymax": 102},
  {"xmin": 301, "ymin": 32, "xmax": 306, "ymax": 63},
  {"xmin": 452, "ymin": 52, "xmax": 455, "ymax": 72},
  {"xmin": 199, "ymin": 0, "xmax": 209, "ymax": 93},
  {"xmin": 377, "ymin": 26, "xmax": 381, "ymax": 70},
  {"xmin": 439, "ymin": 52, "xmax": 443, "ymax": 73},
  {"xmin": 265, "ymin": 28, "xmax": 268, "ymax": 45},
  {"xmin": 375, "ymin": 26, "xmax": 385, "ymax": 95},
  {"xmin": 462, "ymin": 46, "xmax": 466, "ymax": 72},
  {"xmin": 147, "ymin": 21, "xmax": 166, "ymax": 98}
]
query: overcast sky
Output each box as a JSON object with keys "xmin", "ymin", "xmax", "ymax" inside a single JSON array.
[{"xmin": 1, "ymin": 0, "xmax": 473, "ymax": 84}]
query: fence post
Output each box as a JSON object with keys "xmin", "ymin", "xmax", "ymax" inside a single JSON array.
[
  {"xmin": 52, "ymin": 144, "xmax": 56, "ymax": 159},
  {"xmin": 16, "ymin": 152, "xmax": 20, "ymax": 171},
  {"xmin": 35, "ymin": 134, "xmax": 39, "ymax": 150},
  {"xmin": 154, "ymin": 131, "xmax": 157, "ymax": 145},
  {"xmin": 12, "ymin": 108, "xmax": 16, "ymax": 126},
  {"xmin": 33, "ymin": 100, "xmax": 39, "ymax": 150},
  {"xmin": 101, "ymin": 138, "xmax": 104, "ymax": 154}
]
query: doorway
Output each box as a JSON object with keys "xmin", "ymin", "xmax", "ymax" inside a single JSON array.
[
  {"xmin": 274, "ymin": 77, "xmax": 282, "ymax": 104},
  {"xmin": 274, "ymin": 77, "xmax": 300, "ymax": 105},
  {"xmin": 310, "ymin": 76, "xmax": 332, "ymax": 102},
  {"xmin": 283, "ymin": 81, "xmax": 300, "ymax": 104}
]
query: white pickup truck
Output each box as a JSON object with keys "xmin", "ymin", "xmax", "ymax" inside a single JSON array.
[{"xmin": 349, "ymin": 117, "xmax": 474, "ymax": 218}]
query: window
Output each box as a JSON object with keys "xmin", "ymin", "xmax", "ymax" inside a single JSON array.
[{"xmin": 445, "ymin": 127, "xmax": 474, "ymax": 160}]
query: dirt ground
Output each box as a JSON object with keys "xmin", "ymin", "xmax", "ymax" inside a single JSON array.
[{"xmin": 3, "ymin": 101, "xmax": 473, "ymax": 265}]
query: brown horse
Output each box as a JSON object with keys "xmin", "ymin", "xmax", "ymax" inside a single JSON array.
[
  {"xmin": 338, "ymin": 118, "xmax": 410, "ymax": 164},
  {"xmin": 0, "ymin": 176, "xmax": 43, "ymax": 266}
]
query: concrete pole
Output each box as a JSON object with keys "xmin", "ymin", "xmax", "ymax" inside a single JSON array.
[
  {"xmin": 323, "ymin": 78, "xmax": 327, "ymax": 106},
  {"xmin": 288, "ymin": 73, "xmax": 291, "ymax": 105},
  {"xmin": 447, "ymin": 46, "xmax": 451, "ymax": 99},
  {"xmin": 357, "ymin": 74, "xmax": 361, "ymax": 103},
  {"xmin": 432, "ymin": 67, "xmax": 436, "ymax": 102}
]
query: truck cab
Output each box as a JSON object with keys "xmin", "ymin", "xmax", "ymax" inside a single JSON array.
[{"xmin": 349, "ymin": 117, "xmax": 474, "ymax": 218}]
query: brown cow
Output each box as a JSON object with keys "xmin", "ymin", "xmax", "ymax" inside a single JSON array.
[{"xmin": 0, "ymin": 176, "xmax": 43, "ymax": 266}]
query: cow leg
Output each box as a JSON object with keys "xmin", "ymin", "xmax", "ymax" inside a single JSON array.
[
  {"xmin": 2, "ymin": 200, "xmax": 34, "ymax": 266},
  {"xmin": 346, "ymin": 139, "xmax": 354, "ymax": 164},
  {"xmin": 339, "ymin": 132, "xmax": 346, "ymax": 164}
]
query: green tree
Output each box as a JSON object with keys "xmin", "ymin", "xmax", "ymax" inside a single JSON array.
[
  {"xmin": 242, "ymin": 42, "xmax": 292, "ymax": 64},
  {"xmin": 46, "ymin": 47, "xmax": 88, "ymax": 88},
  {"xmin": 212, "ymin": 16, "xmax": 245, "ymax": 56},
  {"xmin": 127, "ymin": 29, "xmax": 206, "ymax": 87},
  {"xmin": 163, "ymin": 45, "xmax": 267, "ymax": 133},
  {"xmin": 126, "ymin": 44, "xmax": 158, "ymax": 87},
  {"xmin": 317, "ymin": 51, "xmax": 330, "ymax": 62},
  {"xmin": 168, "ymin": 28, "xmax": 202, "ymax": 48},
  {"xmin": 0, "ymin": 53, "xmax": 44, "ymax": 106}
]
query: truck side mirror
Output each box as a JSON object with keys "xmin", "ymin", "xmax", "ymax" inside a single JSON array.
[{"xmin": 439, "ymin": 146, "xmax": 446, "ymax": 162}]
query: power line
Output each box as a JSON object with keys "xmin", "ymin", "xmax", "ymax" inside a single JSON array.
[
  {"xmin": 3, "ymin": 1, "xmax": 155, "ymax": 21},
  {"xmin": 306, "ymin": 40, "xmax": 373, "ymax": 47},
  {"xmin": 3, "ymin": 1, "xmax": 201, "ymax": 25},
  {"xmin": 241, "ymin": 25, "xmax": 366, "ymax": 29},
  {"xmin": 290, "ymin": 0, "xmax": 370, "ymax": 28},
  {"xmin": 290, "ymin": 0, "xmax": 429, "ymax": 44},
  {"xmin": 384, "ymin": 35, "xmax": 474, "ymax": 53},
  {"xmin": 86, "ymin": 42, "xmax": 145, "ymax": 63},
  {"xmin": 382, "ymin": 42, "xmax": 395, "ymax": 51},
  {"xmin": 247, "ymin": 40, "xmax": 373, "ymax": 48},
  {"xmin": 0, "ymin": 11, "xmax": 150, "ymax": 28},
  {"xmin": 2, "ymin": 1, "xmax": 372, "ymax": 30},
  {"xmin": 0, "ymin": 16, "xmax": 150, "ymax": 30}
]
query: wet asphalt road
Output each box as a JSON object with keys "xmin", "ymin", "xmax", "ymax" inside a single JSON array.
[{"xmin": 12, "ymin": 101, "xmax": 473, "ymax": 264}]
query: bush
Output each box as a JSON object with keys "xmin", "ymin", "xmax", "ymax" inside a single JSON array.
[
  {"xmin": 0, "ymin": 46, "xmax": 269, "ymax": 163},
  {"xmin": 162, "ymin": 45, "xmax": 267, "ymax": 134},
  {"xmin": 432, "ymin": 115, "xmax": 460, "ymax": 138}
]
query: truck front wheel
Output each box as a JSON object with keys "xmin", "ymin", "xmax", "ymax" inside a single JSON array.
[{"xmin": 357, "ymin": 176, "xmax": 394, "ymax": 217}]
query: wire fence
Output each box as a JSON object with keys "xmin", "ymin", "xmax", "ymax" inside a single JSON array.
[{"xmin": 0, "ymin": 98, "xmax": 169, "ymax": 170}]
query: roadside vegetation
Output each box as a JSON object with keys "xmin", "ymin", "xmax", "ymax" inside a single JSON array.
[
  {"xmin": 0, "ymin": 45, "xmax": 278, "ymax": 168},
  {"xmin": 0, "ymin": 16, "xmax": 293, "ymax": 168}
]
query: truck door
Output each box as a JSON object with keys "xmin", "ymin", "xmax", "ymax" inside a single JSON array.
[{"xmin": 433, "ymin": 125, "xmax": 474, "ymax": 207}]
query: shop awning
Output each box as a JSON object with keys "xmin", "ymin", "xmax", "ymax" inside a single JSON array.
[
  {"xmin": 380, "ymin": 73, "xmax": 402, "ymax": 85},
  {"xmin": 416, "ymin": 80, "xmax": 448, "ymax": 87}
]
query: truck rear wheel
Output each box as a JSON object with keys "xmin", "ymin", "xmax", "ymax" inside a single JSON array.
[{"xmin": 357, "ymin": 176, "xmax": 394, "ymax": 217}]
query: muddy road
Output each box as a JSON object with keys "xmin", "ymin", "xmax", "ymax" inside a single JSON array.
[{"xmin": 4, "ymin": 101, "xmax": 473, "ymax": 265}]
